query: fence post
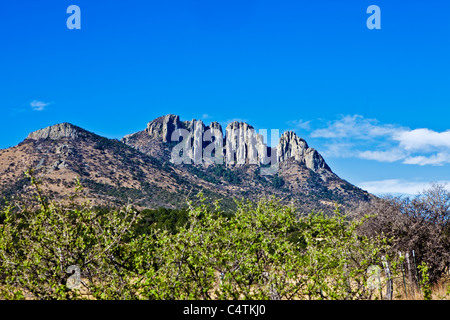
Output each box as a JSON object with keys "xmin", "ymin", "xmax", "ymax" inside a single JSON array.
[
  {"xmin": 343, "ymin": 262, "xmax": 352, "ymax": 297},
  {"xmin": 412, "ymin": 250, "xmax": 420, "ymax": 290},
  {"xmin": 399, "ymin": 252, "xmax": 408, "ymax": 298},
  {"xmin": 381, "ymin": 256, "xmax": 393, "ymax": 300},
  {"xmin": 405, "ymin": 252, "xmax": 414, "ymax": 295},
  {"xmin": 367, "ymin": 265, "xmax": 382, "ymax": 300}
]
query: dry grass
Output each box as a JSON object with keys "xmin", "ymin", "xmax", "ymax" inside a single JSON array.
[
  {"xmin": 388, "ymin": 276, "xmax": 450, "ymax": 300},
  {"xmin": 2, "ymin": 278, "xmax": 450, "ymax": 300}
]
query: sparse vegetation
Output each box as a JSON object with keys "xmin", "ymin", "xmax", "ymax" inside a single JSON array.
[
  {"xmin": 211, "ymin": 165, "xmax": 242, "ymax": 184},
  {"xmin": 271, "ymin": 174, "xmax": 285, "ymax": 189}
]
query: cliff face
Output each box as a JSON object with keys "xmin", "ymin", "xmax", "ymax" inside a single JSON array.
[
  {"xmin": 225, "ymin": 121, "xmax": 264, "ymax": 166},
  {"xmin": 125, "ymin": 114, "xmax": 331, "ymax": 173},
  {"xmin": 277, "ymin": 131, "xmax": 331, "ymax": 172}
]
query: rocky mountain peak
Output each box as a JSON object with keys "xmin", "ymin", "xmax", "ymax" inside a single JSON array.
[
  {"xmin": 208, "ymin": 121, "xmax": 223, "ymax": 133},
  {"xmin": 277, "ymin": 131, "xmax": 331, "ymax": 172},
  {"xmin": 125, "ymin": 114, "xmax": 332, "ymax": 173},
  {"xmin": 277, "ymin": 131, "xmax": 309, "ymax": 163},
  {"xmin": 224, "ymin": 121, "xmax": 262, "ymax": 166},
  {"xmin": 27, "ymin": 123, "xmax": 86, "ymax": 141},
  {"xmin": 145, "ymin": 114, "xmax": 182, "ymax": 143}
]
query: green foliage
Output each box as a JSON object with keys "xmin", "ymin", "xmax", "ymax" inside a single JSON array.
[
  {"xmin": 0, "ymin": 170, "xmax": 142, "ymax": 299},
  {"xmin": 136, "ymin": 198, "xmax": 388, "ymax": 300},
  {"xmin": 271, "ymin": 175, "xmax": 285, "ymax": 189},
  {"xmin": 306, "ymin": 174, "xmax": 342, "ymax": 203},
  {"xmin": 418, "ymin": 262, "xmax": 432, "ymax": 300},
  {"xmin": 92, "ymin": 135, "xmax": 135, "ymax": 155},
  {"xmin": 211, "ymin": 165, "xmax": 242, "ymax": 184},
  {"xmin": 186, "ymin": 166, "xmax": 220, "ymax": 184},
  {"xmin": 0, "ymin": 174, "xmax": 390, "ymax": 300},
  {"xmin": 133, "ymin": 207, "xmax": 189, "ymax": 235}
]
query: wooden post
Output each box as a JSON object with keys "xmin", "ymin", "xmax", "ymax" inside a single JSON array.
[
  {"xmin": 344, "ymin": 262, "xmax": 352, "ymax": 297},
  {"xmin": 412, "ymin": 250, "xmax": 420, "ymax": 290},
  {"xmin": 405, "ymin": 252, "xmax": 414, "ymax": 295},
  {"xmin": 381, "ymin": 256, "xmax": 393, "ymax": 300},
  {"xmin": 367, "ymin": 265, "xmax": 382, "ymax": 300},
  {"xmin": 399, "ymin": 252, "xmax": 408, "ymax": 298}
]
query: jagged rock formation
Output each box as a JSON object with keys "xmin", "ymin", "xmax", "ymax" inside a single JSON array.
[
  {"xmin": 225, "ymin": 121, "xmax": 264, "ymax": 166},
  {"xmin": 25, "ymin": 115, "xmax": 334, "ymax": 176},
  {"xmin": 144, "ymin": 114, "xmax": 183, "ymax": 143},
  {"xmin": 277, "ymin": 131, "xmax": 331, "ymax": 172},
  {"xmin": 124, "ymin": 114, "xmax": 331, "ymax": 173}
]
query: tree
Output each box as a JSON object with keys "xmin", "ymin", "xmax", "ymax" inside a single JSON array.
[
  {"xmin": 0, "ymin": 170, "xmax": 142, "ymax": 299},
  {"xmin": 138, "ymin": 195, "xmax": 388, "ymax": 300},
  {"xmin": 353, "ymin": 183, "xmax": 450, "ymax": 284}
]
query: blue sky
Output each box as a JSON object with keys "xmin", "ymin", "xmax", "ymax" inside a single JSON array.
[{"xmin": 1, "ymin": 0, "xmax": 450, "ymax": 196}]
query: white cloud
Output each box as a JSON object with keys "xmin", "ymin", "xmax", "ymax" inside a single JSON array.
[
  {"xmin": 320, "ymin": 142, "xmax": 354, "ymax": 158},
  {"xmin": 30, "ymin": 100, "xmax": 51, "ymax": 111},
  {"xmin": 393, "ymin": 128, "xmax": 450, "ymax": 152},
  {"xmin": 358, "ymin": 179, "xmax": 450, "ymax": 196},
  {"xmin": 310, "ymin": 115, "xmax": 401, "ymax": 140},
  {"xmin": 201, "ymin": 113, "xmax": 211, "ymax": 120},
  {"xmin": 309, "ymin": 114, "xmax": 450, "ymax": 167},
  {"xmin": 403, "ymin": 153, "xmax": 450, "ymax": 166},
  {"xmin": 358, "ymin": 149, "xmax": 407, "ymax": 163},
  {"xmin": 287, "ymin": 119, "xmax": 311, "ymax": 131}
]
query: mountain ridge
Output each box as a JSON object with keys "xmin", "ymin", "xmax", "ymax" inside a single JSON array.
[
  {"xmin": 122, "ymin": 114, "xmax": 331, "ymax": 174},
  {"xmin": 0, "ymin": 114, "xmax": 372, "ymax": 213}
]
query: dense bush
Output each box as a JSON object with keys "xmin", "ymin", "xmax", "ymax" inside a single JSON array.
[
  {"xmin": 0, "ymin": 171, "xmax": 390, "ymax": 300},
  {"xmin": 133, "ymin": 207, "xmax": 189, "ymax": 235},
  {"xmin": 271, "ymin": 175, "xmax": 285, "ymax": 189},
  {"xmin": 211, "ymin": 165, "xmax": 242, "ymax": 184},
  {"xmin": 0, "ymin": 171, "xmax": 141, "ymax": 299}
]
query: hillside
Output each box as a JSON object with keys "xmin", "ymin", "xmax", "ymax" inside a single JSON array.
[{"xmin": 0, "ymin": 116, "xmax": 372, "ymax": 213}]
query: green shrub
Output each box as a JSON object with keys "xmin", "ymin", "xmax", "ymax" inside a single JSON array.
[
  {"xmin": 0, "ymin": 170, "xmax": 142, "ymax": 299},
  {"xmin": 418, "ymin": 262, "xmax": 432, "ymax": 300},
  {"xmin": 0, "ymin": 173, "xmax": 390, "ymax": 300}
]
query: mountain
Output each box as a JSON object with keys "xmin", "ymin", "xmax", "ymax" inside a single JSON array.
[{"xmin": 0, "ymin": 115, "xmax": 372, "ymax": 213}]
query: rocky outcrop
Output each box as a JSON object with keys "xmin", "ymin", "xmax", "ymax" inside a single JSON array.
[
  {"xmin": 27, "ymin": 123, "xmax": 85, "ymax": 141},
  {"xmin": 126, "ymin": 114, "xmax": 332, "ymax": 173},
  {"xmin": 304, "ymin": 148, "xmax": 331, "ymax": 172},
  {"xmin": 186, "ymin": 120, "xmax": 206, "ymax": 164},
  {"xmin": 277, "ymin": 131, "xmax": 309, "ymax": 163},
  {"xmin": 27, "ymin": 116, "xmax": 332, "ymax": 174},
  {"xmin": 0, "ymin": 114, "xmax": 372, "ymax": 214},
  {"xmin": 277, "ymin": 131, "xmax": 331, "ymax": 172},
  {"xmin": 145, "ymin": 114, "xmax": 183, "ymax": 143},
  {"xmin": 226, "ymin": 121, "xmax": 259, "ymax": 166}
]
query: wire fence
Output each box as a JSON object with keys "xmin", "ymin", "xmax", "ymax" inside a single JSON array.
[{"xmin": 368, "ymin": 250, "xmax": 450, "ymax": 300}]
